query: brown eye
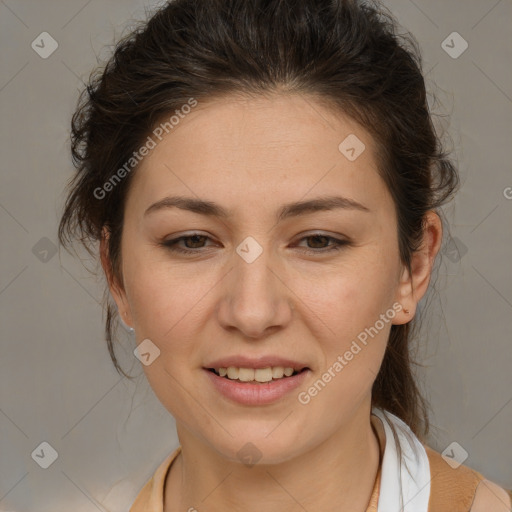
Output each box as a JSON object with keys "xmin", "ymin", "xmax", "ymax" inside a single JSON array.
[
  {"xmin": 162, "ymin": 233, "xmax": 214, "ymax": 254},
  {"xmin": 182, "ymin": 234, "xmax": 208, "ymax": 248},
  {"xmin": 305, "ymin": 235, "xmax": 330, "ymax": 249},
  {"xmin": 295, "ymin": 234, "xmax": 350, "ymax": 255}
]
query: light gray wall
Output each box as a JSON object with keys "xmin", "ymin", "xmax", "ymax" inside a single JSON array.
[{"xmin": 1, "ymin": 1, "xmax": 510, "ymax": 510}]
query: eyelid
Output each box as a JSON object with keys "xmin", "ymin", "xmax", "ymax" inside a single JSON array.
[
  {"xmin": 161, "ymin": 230, "xmax": 213, "ymax": 244},
  {"xmin": 293, "ymin": 230, "xmax": 348, "ymax": 241}
]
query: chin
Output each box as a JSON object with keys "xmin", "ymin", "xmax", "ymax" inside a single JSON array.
[{"xmin": 205, "ymin": 427, "xmax": 307, "ymax": 467}]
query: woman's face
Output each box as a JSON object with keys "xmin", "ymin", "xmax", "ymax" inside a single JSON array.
[{"xmin": 108, "ymin": 93, "xmax": 414, "ymax": 463}]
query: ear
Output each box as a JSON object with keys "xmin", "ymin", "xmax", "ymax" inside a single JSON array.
[
  {"xmin": 393, "ymin": 210, "xmax": 443, "ymax": 325},
  {"xmin": 100, "ymin": 227, "xmax": 134, "ymax": 328}
]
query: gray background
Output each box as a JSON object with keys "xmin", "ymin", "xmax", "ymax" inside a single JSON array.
[{"xmin": 1, "ymin": 0, "xmax": 511, "ymax": 510}]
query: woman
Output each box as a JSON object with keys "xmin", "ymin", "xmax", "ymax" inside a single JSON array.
[{"xmin": 58, "ymin": 0, "xmax": 512, "ymax": 510}]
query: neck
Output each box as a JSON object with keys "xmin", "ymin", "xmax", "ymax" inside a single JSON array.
[{"xmin": 165, "ymin": 402, "xmax": 381, "ymax": 512}]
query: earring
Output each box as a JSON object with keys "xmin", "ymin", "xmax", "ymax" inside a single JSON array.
[{"xmin": 120, "ymin": 311, "xmax": 135, "ymax": 334}]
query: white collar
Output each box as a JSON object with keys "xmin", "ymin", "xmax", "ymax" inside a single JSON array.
[{"xmin": 372, "ymin": 408, "xmax": 431, "ymax": 512}]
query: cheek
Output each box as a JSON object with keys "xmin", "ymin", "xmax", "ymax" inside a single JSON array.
[
  {"xmin": 293, "ymin": 251, "xmax": 397, "ymax": 337},
  {"xmin": 121, "ymin": 235, "xmax": 209, "ymax": 332},
  {"xmin": 128, "ymin": 270, "xmax": 210, "ymax": 343},
  {"xmin": 299, "ymin": 286, "xmax": 390, "ymax": 424},
  {"xmin": 292, "ymin": 253, "xmax": 395, "ymax": 399},
  {"xmin": 126, "ymin": 262, "xmax": 211, "ymax": 413}
]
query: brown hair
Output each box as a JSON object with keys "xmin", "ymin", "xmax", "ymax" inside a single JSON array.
[{"xmin": 58, "ymin": 0, "xmax": 459, "ymax": 437}]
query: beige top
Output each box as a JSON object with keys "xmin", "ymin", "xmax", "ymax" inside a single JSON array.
[
  {"xmin": 129, "ymin": 445, "xmax": 381, "ymax": 512},
  {"xmin": 129, "ymin": 414, "xmax": 508, "ymax": 512},
  {"xmin": 129, "ymin": 446, "xmax": 180, "ymax": 512}
]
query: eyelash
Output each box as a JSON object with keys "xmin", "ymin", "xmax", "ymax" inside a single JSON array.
[{"xmin": 161, "ymin": 233, "xmax": 350, "ymax": 256}]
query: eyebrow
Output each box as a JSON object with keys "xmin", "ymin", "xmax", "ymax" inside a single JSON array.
[{"xmin": 144, "ymin": 194, "xmax": 370, "ymax": 221}]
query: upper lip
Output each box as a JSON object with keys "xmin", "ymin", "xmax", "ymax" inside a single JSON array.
[{"xmin": 204, "ymin": 356, "xmax": 309, "ymax": 371}]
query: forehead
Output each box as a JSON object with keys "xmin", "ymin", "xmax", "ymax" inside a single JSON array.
[{"xmin": 126, "ymin": 93, "xmax": 392, "ymax": 219}]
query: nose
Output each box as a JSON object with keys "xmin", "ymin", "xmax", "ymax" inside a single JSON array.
[{"xmin": 216, "ymin": 245, "xmax": 294, "ymax": 339}]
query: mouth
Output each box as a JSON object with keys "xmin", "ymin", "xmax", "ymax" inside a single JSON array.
[{"xmin": 203, "ymin": 365, "xmax": 311, "ymax": 405}]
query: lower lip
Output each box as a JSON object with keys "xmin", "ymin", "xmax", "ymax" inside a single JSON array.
[{"xmin": 204, "ymin": 368, "xmax": 310, "ymax": 405}]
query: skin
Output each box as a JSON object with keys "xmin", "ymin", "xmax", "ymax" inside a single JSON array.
[
  {"xmin": 101, "ymin": 92, "xmax": 471, "ymax": 511},
  {"xmin": 472, "ymin": 481, "xmax": 512, "ymax": 512}
]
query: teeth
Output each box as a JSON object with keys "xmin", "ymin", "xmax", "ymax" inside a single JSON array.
[{"xmin": 215, "ymin": 366, "xmax": 299, "ymax": 382}]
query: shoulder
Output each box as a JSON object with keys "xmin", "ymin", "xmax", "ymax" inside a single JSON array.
[
  {"xmin": 470, "ymin": 479, "xmax": 512, "ymax": 512},
  {"xmin": 424, "ymin": 445, "xmax": 511, "ymax": 512},
  {"xmin": 130, "ymin": 447, "xmax": 181, "ymax": 512}
]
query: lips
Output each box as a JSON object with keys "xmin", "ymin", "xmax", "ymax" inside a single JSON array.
[{"xmin": 204, "ymin": 365, "xmax": 310, "ymax": 405}]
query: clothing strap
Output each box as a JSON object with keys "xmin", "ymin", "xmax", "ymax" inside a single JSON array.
[
  {"xmin": 365, "ymin": 417, "xmax": 384, "ymax": 511},
  {"xmin": 425, "ymin": 445, "xmax": 484, "ymax": 512},
  {"xmin": 372, "ymin": 408, "xmax": 432, "ymax": 511},
  {"xmin": 366, "ymin": 466, "xmax": 381, "ymax": 512}
]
